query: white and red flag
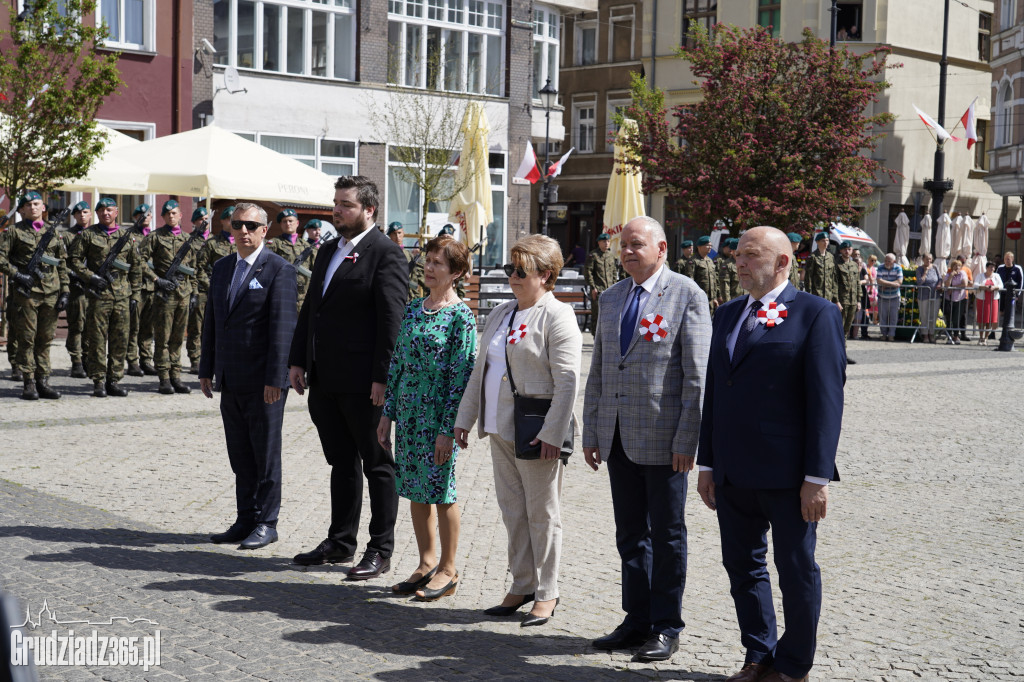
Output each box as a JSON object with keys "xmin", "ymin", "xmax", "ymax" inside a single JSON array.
[
  {"xmin": 546, "ymin": 147, "xmax": 575, "ymax": 178},
  {"xmin": 959, "ymin": 96, "xmax": 978, "ymax": 149},
  {"xmin": 513, "ymin": 143, "xmax": 542, "ymax": 184},
  {"xmin": 913, "ymin": 104, "xmax": 959, "ymax": 143}
]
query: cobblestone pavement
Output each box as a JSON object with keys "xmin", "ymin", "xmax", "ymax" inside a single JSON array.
[{"xmin": 1, "ymin": 338, "xmax": 1022, "ymax": 681}]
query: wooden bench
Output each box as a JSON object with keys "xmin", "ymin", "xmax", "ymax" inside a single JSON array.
[{"xmin": 464, "ymin": 274, "xmax": 592, "ymax": 331}]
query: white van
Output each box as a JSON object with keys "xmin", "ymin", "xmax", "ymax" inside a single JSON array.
[{"xmin": 828, "ymin": 223, "xmax": 886, "ymax": 263}]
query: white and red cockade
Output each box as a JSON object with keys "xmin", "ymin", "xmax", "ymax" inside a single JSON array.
[
  {"xmin": 757, "ymin": 301, "xmax": 788, "ymax": 328},
  {"xmin": 640, "ymin": 313, "xmax": 669, "ymax": 342}
]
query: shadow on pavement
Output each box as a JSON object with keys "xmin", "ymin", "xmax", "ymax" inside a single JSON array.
[{"xmin": 0, "ymin": 525, "xmax": 210, "ymax": 548}]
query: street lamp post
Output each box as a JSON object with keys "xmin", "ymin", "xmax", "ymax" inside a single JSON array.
[
  {"xmin": 924, "ymin": 0, "xmax": 953, "ymax": 254},
  {"xmin": 539, "ymin": 78, "xmax": 558, "ymax": 237},
  {"xmin": 828, "ymin": 0, "xmax": 839, "ymax": 48}
]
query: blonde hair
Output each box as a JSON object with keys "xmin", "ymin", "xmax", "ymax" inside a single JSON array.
[
  {"xmin": 868, "ymin": 254, "xmax": 878, "ymax": 265},
  {"xmin": 511, "ymin": 234, "xmax": 564, "ymax": 291}
]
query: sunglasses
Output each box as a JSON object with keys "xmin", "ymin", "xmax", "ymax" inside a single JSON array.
[
  {"xmin": 230, "ymin": 220, "xmax": 265, "ymax": 231},
  {"xmin": 503, "ymin": 264, "xmax": 531, "ymax": 279}
]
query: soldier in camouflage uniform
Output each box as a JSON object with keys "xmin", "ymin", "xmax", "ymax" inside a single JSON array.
[
  {"xmin": 126, "ymin": 204, "xmax": 155, "ymax": 377},
  {"xmin": 386, "ymin": 221, "xmax": 422, "ymax": 300},
  {"xmin": 835, "ymin": 240, "xmax": 860, "ymax": 364},
  {"xmin": 684, "ymin": 235, "xmax": 719, "ymax": 315},
  {"xmin": 717, "ymin": 237, "xmax": 743, "ymax": 302},
  {"xmin": 138, "ymin": 200, "xmax": 195, "ymax": 395},
  {"xmin": 787, "ymin": 232, "xmax": 803, "ymax": 288},
  {"xmin": 185, "ymin": 207, "xmax": 211, "ymax": 372},
  {"xmin": 60, "ymin": 201, "xmax": 92, "ymax": 378},
  {"xmin": 2, "ymin": 225, "xmax": 20, "ymax": 381},
  {"xmin": 584, "ymin": 232, "xmax": 618, "ymax": 331},
  {"xmin": 673, "ymin": 239, "xmax": 694, "ymax": 274},
  {"xmin": 196, "ymin": 208, "xmax": 237, "ymax": 310},
  {"xmin": 0, "ymin": 192, "xmax": 70, "ymax": 400},
  {"xmin": 297, "ymin": 217, "xmax": 321, "ymax": 271},
  {"xmin": 267, "ymin": 208, "xmax": 311, "ymax": 311},
  {"xmin": 70, "ymin": 197, "xmax": 144, "ymax": 397},
  {"xmin": 804, "ymin": 232, "xmax": 839, "ymax": 304}
]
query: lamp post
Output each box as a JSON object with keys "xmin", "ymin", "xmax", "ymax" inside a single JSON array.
[
  {"xmin": 539, "ymin": 78, "xmax": 558, "ymax": 237},
  {"xmin": 828, "ymin": 0, "xmax": 838, "ymax": 48},
  {"xmin": 924, "ymin": 0, "xmax": 953, "ymax": 254}
]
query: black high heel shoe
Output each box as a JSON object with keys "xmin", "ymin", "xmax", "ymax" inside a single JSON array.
[
  {"xmin": 414, "ymin": 572, "xmax": 459, "ymax": 601},
  {"xmin": 521, "ymin": 597, "xmax": 559, "ymax": 627},
  {"xmin": 392, "ymin": 566, "xmax": 437, "ymax": 595},
  {"xmin": 483, "ymin": 592, "xmax": 535, "ymax": 616}
]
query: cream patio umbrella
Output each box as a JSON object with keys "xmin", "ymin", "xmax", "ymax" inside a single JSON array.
[
  {"xmin": 959, "ymin": 215, "xmax": 975, "ymax": 260},
  {"xmin": 893, "ymin": 211, "xmax": 910, "ymax": 266},
  {"xmin": 935, "ymin": 212, "xmax": 952, "ymax": 276},
  {"xmin": 603, "ymin": 119, "xmax": 645, "ymax": 256},
  {"xmin": 919, "ymin": 214, "xmax": 932, "ymax": 260},
  {"xmin": 55, "ymin": 124, "xmax": 150, "ymax": 194},
  {"xmin": 447, "ymin": 102, "xmax": 492, "ymax": 257},
  {"xmin": 971, "ymin": 213, "xmax": 990, "ymax": 277},
  {"xmin": 104, "ymin": 125, "xmax": 335, "ymax": 205}
]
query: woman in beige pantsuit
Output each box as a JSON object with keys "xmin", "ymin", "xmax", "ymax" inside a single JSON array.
[{"xmin": 454, "ymin": 234, "xmax": 582, "ymax": 627}]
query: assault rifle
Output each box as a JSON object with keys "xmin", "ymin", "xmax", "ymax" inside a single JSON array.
[
  {"xmin": 87, "ymin": 213, "xmax": 149, "ymax": 298},
  {"xmin": 155, "ymin": 219, "xmax": 208, "ymax": 301},
  {"xmin": 293, "ymin": 237, "xmax": 322, "ymax": 278},
  {"xmin": 13, "ymin": 208, "xmax": 71, "ymax": 297}
]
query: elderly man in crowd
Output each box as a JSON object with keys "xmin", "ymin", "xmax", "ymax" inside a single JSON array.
[
  {"xmin": 875, "ymin": 252, "xmax": 903, "ymax": 341},
  {"xmin": 995, "ymin": 251, "xmax": 1023, "ymax": 351}
]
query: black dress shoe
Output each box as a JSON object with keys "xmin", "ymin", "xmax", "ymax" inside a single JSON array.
[
  {"xmin": 392, "ymin": 566, "xmax": 437, "ymax": 594},
  {"xmin": 483, "ymin": 592, "xmax": 535, "ymax": 616},
  {"xmin": 592, "ymin": 624, "xmax": 652, "ymax": 650},
  {"xmin": 293, "ymin": 538, "xmax": 354, "ymax": 566},
  {"xmin": 346, "ymin": 550, "xmax": 390, "ymax": 581},
  {"xmin": 239, "ymin": 524, "xmax": 278, "ymax": 550},
  {"xmin": 521, "ymin": 597, "xmax": 558, "ymax": 627},
  {"xmin": 211, "ymin": 520, "xmax": 255, "ymax": 544},
  {"xmin": 846, "ymin": 357, "xmax": 856, "ymax": 365},
  {"xmin": 632, "ymin": 633, "xmax": 679, "ymax": 662}
]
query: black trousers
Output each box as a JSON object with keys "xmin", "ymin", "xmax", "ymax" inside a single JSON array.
[
  {"xmin": 307, "ymin": 388, "xmax": 398, "ymax": 557},
  {"xmin": 219, "ymin": 388, "xmax": 286, "ymax": 528}
]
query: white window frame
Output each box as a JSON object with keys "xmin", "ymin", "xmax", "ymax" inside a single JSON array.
[
  {"xmin": 94, "ymin": 0, "xmax": 155, "ymax": 52},
  {"xmin": 607, "ymin": 95, "xmax": 632, "ymax": 138},
  {"xmin": 608, "ymin": 5, "xmax": 635, "ymax": 62},
  {"xmin": 573, "ymin": 99, "xmax": 597, "ymax": 154},
  {"xmin": 533, "ymin": 4, "xmax": 561, "ymax": 101},
  {"xmin": 214, "ymin": 0, "xmax": 356, "ymax": 81},
  {"xmin": 1001, "ymin": 0, "xmax": 1016, "ymax": 30},
  {"xmin": 574, "ymin": 18, "xmax": 597, "ymax": 66},
  {"xmin": 997, "ymin": 81, "xmax": 1014, "ymax": 147},
  {"xmin": 233, "ymin": 131, "xmax": 358, "ymax": 172}
]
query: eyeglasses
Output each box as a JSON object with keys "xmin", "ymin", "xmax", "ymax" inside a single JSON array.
[
  {"xmin": 503, "ymin": 264, "xmax": 531, "ymax": 279},
  {"xmin": 230, "ymin": 220, "xmax": 265, "ymax": 231}
]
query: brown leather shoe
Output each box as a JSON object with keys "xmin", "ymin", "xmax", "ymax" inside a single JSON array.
[
  {"xmin": 727, "ymin": 662, "xmax": 773, "ymax": 682},
  {"xmin": 761, "ymin": 672, "xmax": 807, "ymax": 682}
]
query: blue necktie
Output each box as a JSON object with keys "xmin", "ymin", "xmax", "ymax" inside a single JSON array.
[
  {"xmin": 229, "ymin": 258, "xmax": 248, "ymax": 306},
  {"xmin": 620, "ymin": 286, "xmax": 644, "ymax": 356},
  {"xmin": 732, "ymin": 300, "xmax": 763, "ymax": 365}
]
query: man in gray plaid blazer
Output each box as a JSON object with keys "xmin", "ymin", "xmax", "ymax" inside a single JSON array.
[{"xmin": 583, "ymin": 216, "xmax": 711, "ymax": 663}]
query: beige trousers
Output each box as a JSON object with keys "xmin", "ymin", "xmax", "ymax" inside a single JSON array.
[{"xmin": 488, "ymin": 433, "xmax": 564, "ymax": 602}]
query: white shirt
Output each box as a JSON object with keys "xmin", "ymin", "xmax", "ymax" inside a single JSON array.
[
  {"xmin": 702, "ymin": 279, "xmax": 830, "ymax": 486},
  {"xmin": 482, "ymin": 308, "xmax": 516, "ymax": 434},
  {"xmin": 620, "ymin": 264, "xmax": 665, "ymax": 326},
  {"xmin": 322, "ymin": 226, "xmax": 375, "ymax": 296}
]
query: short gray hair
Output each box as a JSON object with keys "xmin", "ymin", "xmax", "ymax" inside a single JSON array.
[
  {"xmin": 625, "ymin": 215, "xmax": 667, "ymax": 244},
  {"xmin": 233, "ymin": 202, "xmax": 268, "ymax": 226}
]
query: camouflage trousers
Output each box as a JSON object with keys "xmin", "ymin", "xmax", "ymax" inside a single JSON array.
[
  {"xmin": 12, "ymin": 291, "xmax": 58, "ymax": 378},
  {"xmin": 128, "ymin": 291, "xmax": 155, "ymax": 364},
  {"xmin": 85, "ymin": 296, "xmax": 130, "ymax": 382},
  {"xmin": 152, "ymin": 294, "xmax": 188, "ymax": 380},
  {"xmin": 842, "ymin": 305, "xmax": 858, "ymax": 345},
  {"xmin": 65, "ymin": 289, "xmax": 88, "ymax": 363},
  {"xmin": 186, "ymin": 291, "xmax": 206, "ymax": 365},
  {"xmin": 5, "ymin": 294, "xmax": 18, "ymax": 368}
]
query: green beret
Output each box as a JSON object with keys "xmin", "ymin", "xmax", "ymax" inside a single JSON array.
[
  {"xmin": 161, "ymin": 199, "xmax": 179, "ymax": 215},
  {"xmin": 386, "ymin": 221, "xmax": 403, "ymax": 235},
  {"xmin": 724, "ymin": 238, "xmax": 739, "ymax": 249},
  {"xmin": 304, "ymin": 219, "xmax": 322, "ymax": 230},
  {"xmin": 191, "ymin": 207, "xmax": 209, "ymax": 222},
  {"xmin": 787, "ymin": 232, "xmax": 802, "ymax": 243},
  {"xmin": 681, "ymin": 240, "xmax": 693, "ymax": 248},
  {"xmin": 440, "ymin": 224, "xmax": 455, "ymax": 235},
  {"xmin": 16, "ymin": 191, "xmax": 42, "ymax": 210},
  {"xmin": 220, "ymin": 205, "xmax": 236, "ymax": 220},
  {"xmin": 597, "ymin": 233, "xmax": 611, "ymax": 241},
  {"xmin": 277, "ymin": 209, "xmax": 297, "ymax": 222},
  {"xmin": 840, "ymin": 240, "xmax": 852, "ymax": 249},
  {"xmin": 72, "ymin": 201, "xmax": 90, "ymax": 213},
  {"xmin": 814, "ymin": 232, "xmax": 828, "ymax": 242},
  {"xmin": 96, "ymin": 197, "xmax": 118, "ymax": 209},
  {"xmin": 696, "ymin": 235, "xmax": 711, "ymax": 246},
  {"xmin": 132, "ymin": 203, "xmax": 151, "ymax": 217}
]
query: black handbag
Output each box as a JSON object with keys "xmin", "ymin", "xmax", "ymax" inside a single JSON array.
[{"xmin": 504, "ymin": 306, "xmax": 574, "ymax": 461}]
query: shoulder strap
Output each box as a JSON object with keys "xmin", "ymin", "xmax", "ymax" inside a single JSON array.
[{"xmin": 503, "ymin": 305, "xmax": 520, "ymax": 398}]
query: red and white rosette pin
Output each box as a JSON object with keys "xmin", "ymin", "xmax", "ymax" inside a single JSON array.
[
  {"xmin": 757, "ymin": 301, "xmax": 788, "ymax": 328},
  {"xmin": 639, "ymin": 313, "xmax": 669, "ymax": 342},
  {"xmin": 507, "ymin": 324, "xmax": 528, "ymax": 345}
]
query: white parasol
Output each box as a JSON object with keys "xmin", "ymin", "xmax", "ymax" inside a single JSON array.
[
  {"xmin": 935, "ymin": 212, "xmax": 952, "ymax": 275},
  {"xmin": 919, "ymin": 214, "xmax": 933, "ymax": 258},
  {"xmin": 893, "ymin": 211, "xmax": 910, "ymax": 266},
  {"xmin": 971, "ymin": 213, "xmax": 990, "ymax": 278}
]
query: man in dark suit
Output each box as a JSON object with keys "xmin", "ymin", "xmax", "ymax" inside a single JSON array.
[
  {"xmin": 288, "ymin": 176, "xmax": 407, "ymax": 580},
  {"xmin": 697, "ymin": 226, "xmax": 845, "ymax": 682},
  {"xmin": 199, "ymin": 202, "xmax": 298, "ymax": 550}
]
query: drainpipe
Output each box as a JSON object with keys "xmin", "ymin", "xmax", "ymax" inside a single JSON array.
[{"xmin": 172, "ymin": 0, "xmax": 182, "ymax": 133}]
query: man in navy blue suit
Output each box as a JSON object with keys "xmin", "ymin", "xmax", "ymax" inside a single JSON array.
[
  {"xmin": 697, "ymin": 226, "xmax": 845, "ymax": 682},
  {"xmin": 199, "ymin": 202, "xmax": 298, "ymax": 551}
]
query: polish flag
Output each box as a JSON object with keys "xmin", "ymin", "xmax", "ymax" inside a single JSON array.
[
  {"xmin": 959, "ymin": 96, "xmax": 978, "ymax": 150},
  {"xmin": 913, "ymin": 104, "xmax": 960, "ymax": 143},
  {"xmin": 546, "ymin": 147, "xmax": 575, "ymax": 178},
  {"xmin": 513, "ymin": 143, "xmax": 542, "ymax": 184}
]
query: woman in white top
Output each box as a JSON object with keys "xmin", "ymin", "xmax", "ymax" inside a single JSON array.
[
  {"xmin": 976, "ymin": 261, "xmax": 1003, "ymax": 345},
  {"xmin": 454, "ymin": 235, "xmax": 582, "ymax": 627}
]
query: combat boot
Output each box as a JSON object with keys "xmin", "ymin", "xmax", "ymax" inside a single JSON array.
[
  {"xmin": 92, "ymin": 379, "xmax": 107, "ymax": 398},
  {"xmin": 170, "ymin": 376, "xmax": 192, "ymax": 394},
  {"xmin": 105, "ymin": 379, "xmax": 128, "ymax": 397},
  {"xmin": 70, "ymin": 361, "xmax": 87, "ymax": 378},
  {"xmin": 141, "ymin": 361, "xmax": 158, "ymax": 376},
  {"xmin": 126, "ymin": 362, "xmax": 144, "ymax": 377},
  {"xmin": 158, "ymin": 377, "xmax": 174, "ymax": 395},
  {"xmin": 10, "ymin": 367, "xmax": 23, "ymax": 381},
  {"xmin": 35, "ymin": 376, "xmax": 61, "ymax": 400},
  {"xmin": 21, "ymin": 376, "xmax": 39, "ymax": 400}
]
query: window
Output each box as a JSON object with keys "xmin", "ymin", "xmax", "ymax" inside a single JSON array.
[
  {"xmin": 683, "ymin": 1, "xmax": 716, "ymax": 48},
  {"xmin": 609, "ymin": 5, "xmax": 634, "ymax": 61},
  {"xmin": 607, "ymin": 96, "xmax": 632, "ymax": 138},
  {"xmin": 321, "ymin": 139, "xmax": 357, "ymax": 177},
  {"xmin": 836, "ymin": 2, "xmax": 862, "ymax": 41},
  {"xmin": 975, "ymin": 120, "xmax": 989, "ymax": 170},
  {"xmin": 979, "ymin": 12, "xmax": 992, "ymax": 62},
  {"xmin": 757, "ymin": 0, "xmax": 780, "ymax": 38},
  {"xmin": 388, "ymin": 0, "xmax": 505, "ymax": 96},
  {"xmin": 575, "ymin": 19, "xmax": 597, "ymax": 66},
  {"xmin": 98, "ymin": 0, "xmax": 153, "ymax": 50},
  {"xmin": 574, "ymin": 102, "xmax": 596, "ymax": 154},
  {"xmin": 213, "ymin": 0, "xmax": 356, "ymax": 80},
  {"xmin": 233, "ymin": 131, "xmax": 357, "ymax": 173},
  {"xmin": 94, "ymin": 120, "xmax": 156, "ymax": 222},
  {"xmin": 997, "ymin": 82, "xmax": 1013, "ymax": 147},
  {"xmin": 1002, "ymin": 0, "xmax": 1016, "ymax": 31},
  {"xmin": 533, "ymin": 5, "xmax": 560, "ymax": 99}
]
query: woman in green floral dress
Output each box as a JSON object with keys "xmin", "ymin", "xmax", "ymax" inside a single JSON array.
[{"xmin": 377, "ymin": 235, "xmax": 477, "ymax": 601}]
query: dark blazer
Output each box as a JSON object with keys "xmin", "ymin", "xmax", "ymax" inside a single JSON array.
[
  {"xmin": 199, "ymin": 246, "xmax": 298, "ymax": 392},
  {"xmin": 288, "ymin": 226, "xmax": 407, "ymax": 392},
  {"xmin": 697, "ymin": 282, "xmax": 845, "ymax": 488}
]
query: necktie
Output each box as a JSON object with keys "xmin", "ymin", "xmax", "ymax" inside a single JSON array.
[
  {"xmin": 620, "ymin": 285, "xmax": 644, "ymax": 356},
  {"xmin": 732, "ymin": 300, "xmax": 763, "ymax": 364},
  {"xmin": 229, "ymin": 258, "xmax": 248, "ymax": 306}
]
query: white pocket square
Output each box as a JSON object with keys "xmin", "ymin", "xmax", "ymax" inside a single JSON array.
[{"xmin": 248, "ymin": 279, "xmax": 263, "ymax": 290}]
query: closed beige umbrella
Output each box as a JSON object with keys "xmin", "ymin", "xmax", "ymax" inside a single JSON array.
[
  {"xmin": 603, "ymin": 119, "xmax": 645, "ymax": 256},
  {"xmin": 448, "ymin": 102, "xmax": 493, "ymax": 254}
]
